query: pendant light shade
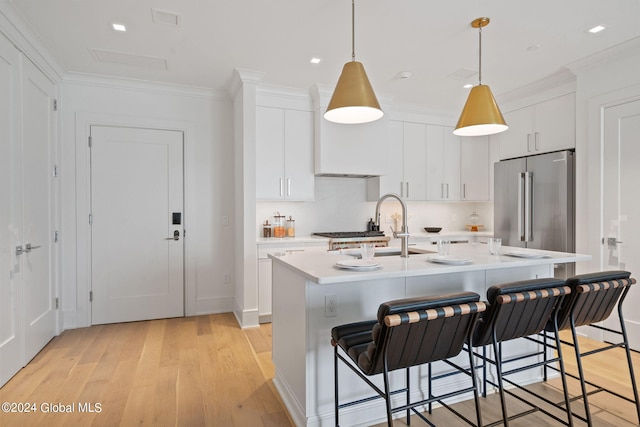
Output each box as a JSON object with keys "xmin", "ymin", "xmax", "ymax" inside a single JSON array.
[
  {"xmin": 454, "ymin": 17, "xmax": 508, "ymax": 136},
  {"xmin": 324, "ymin": 61, "xmax": 383, "ymax": 124},
  {"xmin": 324, "ymin": 0, "xmax": 383, "ymax": 124}
]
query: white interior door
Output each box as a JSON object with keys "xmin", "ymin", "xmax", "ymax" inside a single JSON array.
[
  {"xmin": 21, "ymin": 57, "xmax": 56, "ymax": 362},
  {"xmin": 602, "ymin": 99, "xmax": 640, "ymax": 351},
  {"xmin": 0, "ymin": 32, "xmax": 23, "ymax": 387},
  {"xmin": 90, "ymin": 126, "xmax": 184, "ymax": 325}
]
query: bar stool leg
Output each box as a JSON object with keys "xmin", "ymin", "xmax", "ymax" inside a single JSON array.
[
  {"xmin": 552, "ymin": 317, "xmax": 574, "ymax": 427},
  {"xmin": 334, "ymin": 346, "xmax": 340, "ymax": 427},
  {"xmin": 569, "ymin": 317, "xmax": 593, "ymax": 427},
  {"xmin": 618, "ymin": 304, "xmax": 640, "ymax": 424},
  {"xmin": 382, "ymin": 355, "xmax": 393, "ymax": 427},
  {"xmin": 492, "ymin": 334, "xmax": 509, "ymax": 426},
  {"xmin": 467, "ymin": 335, "xmax": 483, "ymax": 426}
]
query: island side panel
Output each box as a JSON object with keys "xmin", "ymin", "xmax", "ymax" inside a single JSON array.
[{"xmin": 272, "ymin": 261, "xmax": 309, "ymax": 426}]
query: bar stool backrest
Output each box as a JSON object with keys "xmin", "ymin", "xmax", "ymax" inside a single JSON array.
[
  {"xmin": 554, "ymin": 270, "xmax": 636, "ymax": 331},
  {"xmin": 473, "ymin": 278, "xmax": 569, "ymax": 347},
  {"xmin": 356, "ymin": 291, "xmax": 485, "ymax": 376}
]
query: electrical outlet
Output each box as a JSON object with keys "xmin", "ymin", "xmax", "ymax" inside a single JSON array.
[
  {"xmin": 224, "ymin": 272, "xmax": 230, "ymax": 283},
  {"xmin": 325, "ymin": 295, "xmax": 337, "ymax": 317},
  {"xmin": 451, "ymin": 214, "xmax": 458, "ymax": 222}
]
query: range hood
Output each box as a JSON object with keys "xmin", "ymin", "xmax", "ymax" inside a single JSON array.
[{"xmin": 311, "ymin": 84, "xmax": 390, "ymax": 178}]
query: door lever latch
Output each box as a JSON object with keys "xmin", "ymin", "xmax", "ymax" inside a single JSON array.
[
  {"xmin": 165, "ymin": 230, "xmax": 180, "ymax": 241},
  {"xmin": 16, "ymin": 245, "xmax": 23, "ymax": 256}
]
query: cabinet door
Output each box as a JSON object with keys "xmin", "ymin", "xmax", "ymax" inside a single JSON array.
[
  {"xmin": 534, "ymin": 93, "xmax": 575, "ymax": 153},
  {"xmin": 443, "ymin": 127, "xmax": 461, "ymax": 200},
  {"xmin": 489, "ymin": 135, "xmax": 500, "ymax": 201},
  {"xmin": 499, "ymin": 106, "xmax": 534, "ymax": 160},
  {"xmin": 426, "ymin": 125, "xmax": 445, "ymax": 200},
  {"xmin": 284, "ymin": 110, "xmax": 314, "ymax": 201},
  {"xmin": 460, "ymin": 136, "xmax": 489, "ymax": 201},
  {"xmin": 402, "ymin": 122, "xmax": 426, "ymax": 200},
  {"xmin": 256, "ymin": 106, "xmax": 285, "ymax": 199},
  {"xmin": 258, "ymin": 258, "xmax": 272, "ymax": 319}
]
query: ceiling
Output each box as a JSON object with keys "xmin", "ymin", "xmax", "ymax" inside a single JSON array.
[{"xmin": 8, "ymin": 0, "xmax": 640, "ymax": 114}]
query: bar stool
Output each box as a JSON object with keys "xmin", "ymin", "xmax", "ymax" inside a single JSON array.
[
  {"xmin": 534, "ymin": 270, "xmax": 640, "ymax": 426},
  {"xmin": 470, "ymin": 277, "xmax": 573, "ymax": 426},
  {"xmin": 331, "ymin": 291, "xmax": 486, "ymax": 426}
]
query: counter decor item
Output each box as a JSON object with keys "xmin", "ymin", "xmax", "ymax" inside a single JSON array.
[
  {"xmin": 262, "ymin": 220, "xmax": 272, "ymax": 238},
  {"xmin": 273, "ymin": 213, "xmax": 286, "ymax": 238},
  {"xmin": 466, "ymin": 211, "xmax": 484, "ymax": 232},
  {"xmin": 286, "ymin": 216, "xmax": 296, "ymax": 237},
  {"xmin": 424, "ymin": 227, "xmax": 442, "ymax": 233}
]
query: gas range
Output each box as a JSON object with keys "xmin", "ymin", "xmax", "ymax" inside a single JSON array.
[{"xmin": 313, "ymin": 231, "xmax": 390, "ymax": 250}]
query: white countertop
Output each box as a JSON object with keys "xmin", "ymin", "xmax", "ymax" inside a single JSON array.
[
  {"xmin": 257, "ymin": 230, "xmax": 492, "ymax": 246},
  {"xmin": 268, "ymin": 242, "xmax": 591, "ymax": 285}
]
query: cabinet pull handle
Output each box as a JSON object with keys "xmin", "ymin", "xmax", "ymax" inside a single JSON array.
[
  {"xmin": 287, "ymin": 178, "xmax": 291, "ymax": 196},
  {"xmin": 463, "ymin": 183, "xmax": 466, "ymax": 199},
  {"xmin": 534, "ymin": 132, "xmax": 540, "ymax": 151},
  {"xmin": 441, "ymin": 183, "xmax": 444, "ymax": 199},
  {"xmin": 446, "ymin": 183, "xmax": 449, "ymax": 199},
  {"xmin": 406, "ymin": 182, "xmax": 409, "ymax": 198},
  {"xmin": 279, "ymin": 178, "xmax": 283, "ymax": 197},
  {"xmin": 527, "ymin": 134, "xmax": 532, "ymax": 152}
]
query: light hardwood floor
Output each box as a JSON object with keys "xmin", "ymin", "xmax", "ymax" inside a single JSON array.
[{"xmin": 0, "ymin": 314, "xmax": 638, "ymax": 426}]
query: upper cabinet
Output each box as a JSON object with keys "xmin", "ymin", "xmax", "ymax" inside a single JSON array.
[
  {"xmin": 426, "ymin": 125, "xmax": 460, "ymax": 201},
  {"xmin": 368, "ymin": 121, "xmax": 426, "ymax": 200},
  {"xmin": 256, "ymin": 106, "xmax": 315, "ymax": 201},
  {"xmin": 460, "ymin": 136, "xmax": 490, "ymax": 201},
  {"xmin": 499, "ymin": 93, "xmax": 576, "ymax": 160}
]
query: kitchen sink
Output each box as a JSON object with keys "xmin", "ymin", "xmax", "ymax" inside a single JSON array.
[{"xmin": 372, "ymin": 247, "xmax": 436, "ymax": 257}]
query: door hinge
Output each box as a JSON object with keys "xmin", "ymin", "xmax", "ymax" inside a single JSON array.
[
  {"xmin": 53, "ymin": 164, "xmax": 59, "ymax": 177},
  {"xmin": 55, "ymin": 297, "xmax": 59, "ymax": 309},
  {"xmin": 54, "ymin": 230, "xmax": 59, "ymax": 243},
  {"xmin": 89, "ymin": 214, "xmax": 93, "ymax": 225},
  {"xmin": 88, "ymin": 136, "xmax": 92, "ymax": 147},
  {"xmin": 89, "ymin": 291, "xmax": 93, "ymax": 302},
  {"xmin": 53, "ymin": 99, "xmax": 58, "ymax": 111}
]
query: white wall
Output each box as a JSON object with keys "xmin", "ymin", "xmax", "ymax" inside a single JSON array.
[{"xmin": 60, "ymin": 76, "xmax": 236, "ymax": 328}]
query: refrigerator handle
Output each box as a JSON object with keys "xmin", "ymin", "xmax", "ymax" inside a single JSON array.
[
  {"xmin": 518, "ymin": 172, "xmax": 526, "ymax": 241},
  {"xmin": 526, "ymin": 171, "xmax": 534, "ymax": 242}
]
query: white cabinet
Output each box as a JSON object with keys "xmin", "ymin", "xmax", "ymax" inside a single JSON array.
[
  {"xmin": 368, "ymin": 121, "xmax": 426, "ymax": 200},
  {"xmin": 256, "ymin": 106, "xmax": 314, "ymax": 201},
  {"xmin": 460, "ymin": 136, "xmax": 490, "ymax": 201},
  {"xmin": 499, "ymin": 93, "xmax": 576, "ymax": 160},
  {"xmin": 489, "ymin": 135, "xmax": 500, "ymax": 201},
  {"xmin": 426, "ymin": 125, "xmax": 460, "ymax": 201}
]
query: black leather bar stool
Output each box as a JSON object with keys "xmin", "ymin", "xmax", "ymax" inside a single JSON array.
[
  {"xmin": 331, "ymin": 291, "xmax": 486, "ymax": 426},
  {"xmin": 470, "ymin": 277, "xmax": 573, "ymax": 427},
  {"xmin": 533, "ymin": 270, "xmax": 640, "ymax": 426}
]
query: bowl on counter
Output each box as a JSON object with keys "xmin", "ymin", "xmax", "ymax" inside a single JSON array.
[{"xmin": 424, "ymin": 227, "xmax": 442, "ymax": 233}]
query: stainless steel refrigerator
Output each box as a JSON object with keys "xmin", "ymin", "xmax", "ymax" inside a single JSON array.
[{"xmin": 494, "ymin": 150, "xmax": 575, "ymax": 278}]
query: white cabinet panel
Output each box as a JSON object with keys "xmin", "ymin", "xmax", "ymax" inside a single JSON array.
[
  {"xmin": 256, "ymin": 106, "xmax": 314, "ymax": 201},
  {"xmin": 500, "ymin": 93, "xmax": 575, "ymax": 160},
  {"xmin": 489, "ymin": 135, "xmax": 500, "ymax": 201},
  {"xmin": 427, "ymin": 125, "xmax": 460, "ymax": 201},
  {"xmin": 258, "ymin": 258, "xmax": 272, "ymax": 319},
  {"xmin": 403, "ymin": 122, "xmax": 427, "ymax": 200},
  {"xmin": 460, "ymin": 136, "xmax": 490, "ymax": 201}
]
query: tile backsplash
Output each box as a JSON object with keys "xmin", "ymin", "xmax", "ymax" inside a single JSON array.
[{"xmin": 257, "ymin": 176, "xmax": 493, "ymax": 237}]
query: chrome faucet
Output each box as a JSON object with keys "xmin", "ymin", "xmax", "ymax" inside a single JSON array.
[{"xmin": 375, "ymin": 193, "xmax": 410, "ymax": 257}]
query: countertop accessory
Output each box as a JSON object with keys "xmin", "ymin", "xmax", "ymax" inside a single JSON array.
[
  {"xmin": 424, "ymin": 227, "xmax": 442, "ymax": 233},
  {"xmin": 427, "ymin": 255, "xmax": 472, "ymax": 265},
  {"xmin": 335, "ymin": 259, "xmax": 382, "ymax": 270},
  {"xmin": 454, "ymin": 17, "xmax": 508, "ymax": 137}
]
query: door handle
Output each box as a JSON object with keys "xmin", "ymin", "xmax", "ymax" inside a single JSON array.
[
  {"xmin": 25, "ymin": 243, "xmax": 41, "ymax": 252},
  {"xmin": 165, "ymin": 230, "xmax": 180, "ymax": 241},
  {"xmin": 16, "ymin": 245, "xmax": 23, "ymax": 256},
  {"xmin": 607, "ymin": 237, "xmax": 622, "ymax": 247}
]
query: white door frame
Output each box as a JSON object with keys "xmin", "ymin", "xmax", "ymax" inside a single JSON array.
[{"xmin": 74, "ymin": 113, "xmax": 197, "ymax": 328}]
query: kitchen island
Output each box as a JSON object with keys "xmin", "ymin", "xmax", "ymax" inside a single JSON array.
[{"xmin": 270, "ymin": 243, "xmax": 590, "ymax": 427}]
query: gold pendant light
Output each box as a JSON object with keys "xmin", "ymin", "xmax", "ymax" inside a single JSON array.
[
  {"xmin": 454, "ymin": 17, "xmax": 508, "ymax": 136},
  {"xmin": 324, "ymin": 0, "xmax": 383, "ymax": 124}
]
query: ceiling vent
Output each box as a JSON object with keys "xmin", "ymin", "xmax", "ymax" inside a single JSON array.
[
  {"xmin": 89, "ymin": 48, "xmax": 168, "ymax": 70},
  {"xmin": 151, "ymin": 8, "xmax": 182, "ymax": 27}
]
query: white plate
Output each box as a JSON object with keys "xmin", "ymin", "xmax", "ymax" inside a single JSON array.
[
  {"xmin": 335, "ymin": 259, "xmax": 382, "ymax": 270},
  {"xmin": 503, "ymin": 251, "xmax": 550, "ymax": 259},
  {"xmin": 427, "ymin": 256, "xmax": 472, "ymax": 265}
]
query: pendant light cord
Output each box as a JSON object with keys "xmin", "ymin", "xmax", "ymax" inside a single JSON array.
[
  {"xmin": 351, "ymin": 0, "xmax": 356, "ymax": 62},
  {"xmin": 478, "ymin": 24, "xmax": 483, "ymax": 85}
]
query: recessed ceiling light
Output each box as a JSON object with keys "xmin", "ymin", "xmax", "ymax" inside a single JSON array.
[
  {"xmin": 463, "ymin": 83, "xmax": 474, "ymax": 89},
  {"xmin": 112, "ymin": 23, "xmax": 127, "ymax": 32},
  {"xmin": 310, "ymin": 57, "xmax": 321, "ymax": 64},
  {"xmin": 588, "ymin": 25, "xmax": 606, "ymax": 34}
]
